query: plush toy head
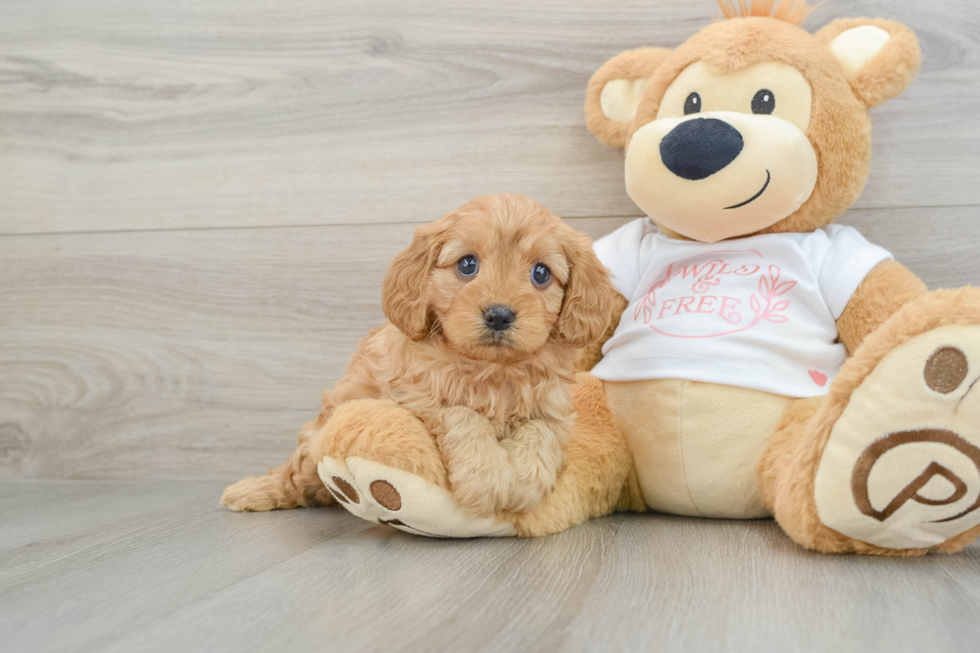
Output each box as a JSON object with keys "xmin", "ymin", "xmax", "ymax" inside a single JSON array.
[{"xmin": 585, "ymin": 0, "xmax": 921, "ymax": 243}]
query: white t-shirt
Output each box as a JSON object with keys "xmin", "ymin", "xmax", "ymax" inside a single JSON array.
[{"xmin": 591, "ymin": 219, "xmax": 893, "ymax": 398}]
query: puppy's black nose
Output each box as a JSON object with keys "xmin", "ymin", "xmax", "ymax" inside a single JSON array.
[
  {"xmin": 484, "ymin": 305, "xmax": 515, "ymax": 332},
  {"xmin": 660, "ymin": 118, "xmax": 744, "ymax": 180}
]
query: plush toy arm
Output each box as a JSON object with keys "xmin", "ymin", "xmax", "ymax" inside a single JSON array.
[
  {"xmin": 575, "ymin": 291, "xmax": 630, "ymax": 372},
  {"xmin": 836, "ymin": 259, "xmax": 927, "ymax": 355}
]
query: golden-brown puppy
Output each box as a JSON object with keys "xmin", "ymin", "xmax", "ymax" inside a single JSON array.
[{"xmin": 220, "ymin": 194, "xmax": 614, "ymax": 517}]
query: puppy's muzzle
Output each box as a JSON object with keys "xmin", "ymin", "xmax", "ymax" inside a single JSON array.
[{"xmin": 484, "ymin": 305, "xmax": 516, "ymax": 332}]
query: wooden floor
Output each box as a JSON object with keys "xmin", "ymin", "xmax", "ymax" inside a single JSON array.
[
  {"xmin": 2, "ymin": 0, "xmax": 980, "ymax": 651},
  {"xmin": 1, "ymin": 480, "xmax": 979, "ymax": 653}
]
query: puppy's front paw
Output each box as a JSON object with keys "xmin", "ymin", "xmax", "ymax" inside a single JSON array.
[
  {"xmin": 435, "ymin": 406, "xmax": 491, "ymax": 437},
  {"xmin": 446, "ymin": 460, "xmax": 516, "ymax": 518},
  {"xmin": 506, "ymin": 479, "xmax": 555, "ymax": 514},
  {"xmin": 449, "ymin": 481, "xmax": 506, "ymax": 519},
  {"xmin": 498, "ymin": 438, "xmax": 559, "ymax": 513}
]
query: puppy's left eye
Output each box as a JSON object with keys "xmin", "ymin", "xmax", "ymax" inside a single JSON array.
[
  {"xmin": 752, "ymin": 89, "xmax": 775, "ymax": 115},
  {"xmin": 531, "ymin": 263, "xmax": 551, "ymax": 286},
  {"xmin": 457, "ymin": 255, "xmax": 479, "ymax": 277}
]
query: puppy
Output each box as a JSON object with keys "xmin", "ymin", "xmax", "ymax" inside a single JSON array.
[{"xmin": 221, "ymin": 194, "xmax": 614, "ymax": 517}]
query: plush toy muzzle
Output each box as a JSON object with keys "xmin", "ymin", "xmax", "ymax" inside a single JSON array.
[
  {"xmin": 623, "ymin": 57, "xmax": 819, "ymax": 243},
  {"xmin": 625, "ymin": 108, "xmax": 817, "ymax": 243}
]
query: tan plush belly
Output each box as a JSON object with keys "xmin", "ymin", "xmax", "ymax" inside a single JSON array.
[{"xmin": 605, "ymin": 379, "xmax": 791, "ymax": 519}]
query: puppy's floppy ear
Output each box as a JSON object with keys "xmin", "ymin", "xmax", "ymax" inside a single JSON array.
[
  {"xmin": 556, "ymin": 225, "xmax": 615, "ymax": 349},
  {"xmin": 585, "ymin": 47, "xmax": 673, "ymax": 149},
  {"xmin": 815, "ymin": 18, "xmax": 921, "ymax": 109},
  {"xmin": 382, "ymin": 221, "xmax": 446, "ymax": 340}
]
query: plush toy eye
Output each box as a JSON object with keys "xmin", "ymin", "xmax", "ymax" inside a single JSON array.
[
  {"xmin": 684, "ymin": 92, "xmax": 702, "ymax": 115},
  {"xmin": 457, "ymin": 255, "xmax": 479, "ymax": 277},
  {"xmin": 752, "ymin": 89, "xmax": 775, "ymax": 115},
  {"xmin": 531, "ymin": 263, "xmax": 551, "ymax": 286}
]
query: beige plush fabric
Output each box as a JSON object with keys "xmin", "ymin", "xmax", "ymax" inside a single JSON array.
[
  {"xmin": 606, "ymin": 379, "xmax": 790, "ymax": 518},
  {"xmin": 814, "ymin": 325, "xmax": 980, "ymax": 549}
]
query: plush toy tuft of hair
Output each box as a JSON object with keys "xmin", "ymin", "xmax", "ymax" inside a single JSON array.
[{"xmin": 717, "ymin": 0, "xmax": 816, "ymax": 25}]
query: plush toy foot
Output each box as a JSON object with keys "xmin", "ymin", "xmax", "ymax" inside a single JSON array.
[
  {"xmin": 307, "ymin": 377, "xmax": 631, "ymax": 540},
  {"xmin": 317, "ymin": 455, "xmax": 516, "ymax": 538},
  {"xmin": 814, "ymin": 324, "xmax": 980, "ymax": 550},
  {"xmin": 306, "ymin": 398, "xmax": 516, "ymax": 538}
]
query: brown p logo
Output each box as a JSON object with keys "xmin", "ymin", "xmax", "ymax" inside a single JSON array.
[{"xmin": 851, "ymin": 429, "xmax": 980, "ymax": 523}]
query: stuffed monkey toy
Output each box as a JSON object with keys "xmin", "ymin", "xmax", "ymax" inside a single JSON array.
[{"xmin": 236, "ymin": 0, "xmax": 980, "ymax": 555}]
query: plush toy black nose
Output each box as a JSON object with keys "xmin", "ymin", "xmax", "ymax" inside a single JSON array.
[
  {"xmin": 484, "ymin": 305, "xmax": 515, "ymax": 332},
  {"xmin": 660, "ymin": 118, "xmax": 744, "ymax": 180}
]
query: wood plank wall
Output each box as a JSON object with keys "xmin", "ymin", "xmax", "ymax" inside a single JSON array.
[{"xmin": 1, "ymin": 0, "xmax": 978, "ymax": 480}]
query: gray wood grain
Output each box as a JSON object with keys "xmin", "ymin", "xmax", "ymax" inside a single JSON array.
[
  {"xmin": 0, "ymin": 480, "xmax": 977, "ymax": 653},
  {"xmin": 2, "ymin": 208, "xmax": 977, "ymax": 481},
  {"xmin": 0, "ymin": 0, "xmax": 978, "ymax": 234},
  {"xmin": 1, "ymin": 1, "xmax": 980, "ymax": 650}
]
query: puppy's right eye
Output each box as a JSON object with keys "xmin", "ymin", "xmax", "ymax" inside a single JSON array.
[
  {"xmin": 456, "ymin": 255, "xmax": 479, "ymax": 277},
  {"xmin": 531, "ymin": 263, "xmax": 551, "ymax": 287}
]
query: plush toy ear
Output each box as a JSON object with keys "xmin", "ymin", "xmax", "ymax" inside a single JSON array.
[
  {"xmin": 815, "ymin": 18, "xmax": 921, "ymax": 109},
  {"xmin": 585, "ymin": 47, "xmax": 672, "ymax": 148}
]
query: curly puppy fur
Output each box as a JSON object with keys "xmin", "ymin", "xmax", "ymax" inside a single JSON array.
[{"xmin": 221, "ymin": 194, "xmax": 615, "ymax": 517}]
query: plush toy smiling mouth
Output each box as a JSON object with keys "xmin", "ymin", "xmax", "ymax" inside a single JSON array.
[
  {"xmin": 725, "ymin": 169, "xmax": 771, "ymax": 210},
  {"xmin": 652, "ymin": 112, "xmax": 784, "ymax": 219},
  {"xmin": 626, "ymin": 105, "xmax": 818, "ymax": 244}
]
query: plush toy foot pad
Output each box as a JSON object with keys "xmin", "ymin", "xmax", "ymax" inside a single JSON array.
[
  {"xmin": 317, "ymin": 456, "xmax": 516, "ymax": 538},
  {"xmin": 815, "ymin": 325, "xmax": 980, "ymax": 549}
]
